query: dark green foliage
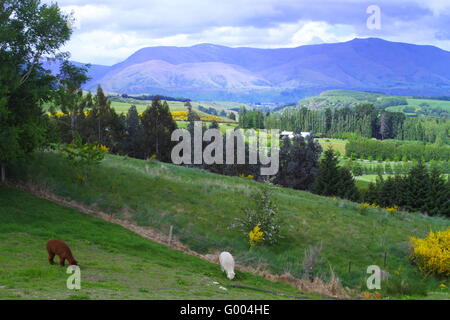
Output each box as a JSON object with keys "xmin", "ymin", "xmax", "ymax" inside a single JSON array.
[
  {"xmin": 0, "ymin": 0, "xmax": 72, "ymax": 181},
  {"xmin": 346, "ymin": 138, "xmax": 450, "ymax": 162},
  {"xmin": 335, "ymin": 167, "xmax": 360, "ymax": 201},
  {"xmin": 314, "ymin": 148, "xmax": 359, "ymax": 201},
  {"xmin": 123, "ymin": 105, "xmax": 144, "ymax": 158},
  {"xmin": 314, "ymin": 148, "xmax": 340, "ymax": 196},
  {"xmin": 83, "ymin": 86, "xmax": 126, "ymax": 153},
  {"xmin": 365, "ymin": 163, "xmax": 450, "ymax": 216},
  {"xmin": 273, "ymin": 135, "xmax": 321, "ymax": 191},
  {"xmin": 141, "ymin": 97, "xmax": 178, "ymax": 162}
]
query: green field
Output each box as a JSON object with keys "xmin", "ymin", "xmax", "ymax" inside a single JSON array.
[
  {"xmin": 7, "ymin": 151, "xmax": 450, "ymax": 299},
  {"xmin": 0, "ymin": 187, "xmax": 320, "ymax": 300},
  {"xmin": 298, "ymin": 90, "xmax": 450, "ymax": 117},
  {"xmin": 387, "ymin": 98, "xmax": 450, "ymax": 116},
  {"xmin": 317, "ymin": 139, "xmax": 348, "ymax": 155},
  {"xmin": 110, "ymin": 99, "xmax": 243, "ymax": 117}
]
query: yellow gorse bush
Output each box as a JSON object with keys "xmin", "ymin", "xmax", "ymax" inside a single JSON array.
[
  {"xmin": 385, "ymin": 205, "xmax": 399, "ymax": 213},
  {"xmin": 248, "ymin": 225, "xmax": 264, "ymax": 247},
  {"xmin": 171, "ymin": 111, "xmax": 189, "ymax": 121},
  {"xmin": 410, "ymin": 228, "xmax": 450, "ymax": 276}
]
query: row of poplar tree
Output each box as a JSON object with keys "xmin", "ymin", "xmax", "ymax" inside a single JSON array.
[{"xmin": 240, "ymin": 104, "xmax": 449, "ymax": 144}]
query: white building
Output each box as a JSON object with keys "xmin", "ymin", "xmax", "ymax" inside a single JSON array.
[{"xmin": 280, "ymin": 131, "xmax": 311, "ymax": 139}]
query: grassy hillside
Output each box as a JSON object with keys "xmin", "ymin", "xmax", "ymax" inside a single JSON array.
[
  {"xmin": 8, "ymin": 152, "xmax": 450, "ymax": 298},
  {"xmin": 0, "ymin": 187, "xmax": 319, "ymax": 300}
]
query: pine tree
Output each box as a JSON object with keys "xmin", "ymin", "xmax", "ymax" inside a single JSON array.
[
  {"xmin": 124, "ymin": 105, "xmax": 143, "ymax": 158},
  {"xmin": 336, "ymin": 167, "xmax": 360, "ymax": 201},
  {"xmin": 141, "ymin": 97, "xmax": 177, "ymax": 162},
  {"xmin": 424, "ymin": 167, "xmax": 449, "ymax": 216},
  {"xmin": 274, "ymin": 135, "xmax": 321, "ymax": 191},
  {"xmin": 404, "ymin": 162, "xmax": 429, "ymax": 212},
  {"xmin": 314, "ymin": 147, "xmax": 340, "ymax": 196}
]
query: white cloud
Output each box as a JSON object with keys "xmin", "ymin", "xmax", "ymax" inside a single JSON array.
[{"xmin": 39, "ymin": 0, "xmax": 450, "ymax": 64}]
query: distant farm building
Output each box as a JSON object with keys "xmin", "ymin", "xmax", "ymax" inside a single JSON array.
[{"xmin": 280, "ymin": 131, "xmax": 311, "ymax": 139}]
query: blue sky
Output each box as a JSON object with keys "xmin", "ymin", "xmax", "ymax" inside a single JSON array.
[{"xmin": 43, "ymin": 0, "xmax": 450, "ymax": 65}]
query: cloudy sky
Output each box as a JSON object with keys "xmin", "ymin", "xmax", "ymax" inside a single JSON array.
[{"xmin": 42, "ymin": 0, "xmax": 450, "ymax": 65}]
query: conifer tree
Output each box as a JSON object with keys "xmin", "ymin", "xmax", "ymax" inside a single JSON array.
[
  {"xmin": 141, "ymin": 97, "xmax": 177, "ymax": 162},
  {"xmin": 314, "ymin": 147, "xmax": 340, "ymax": 196}
]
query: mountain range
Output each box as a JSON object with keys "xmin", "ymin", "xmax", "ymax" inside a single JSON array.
[{"xmin": 57, "ymin": 38, "xmax": 450, "ymax": 103}]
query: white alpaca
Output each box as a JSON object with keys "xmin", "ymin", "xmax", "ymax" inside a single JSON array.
[{"xmin": 219, "ymin": 252, "xmax": 235, "ymax": 280}]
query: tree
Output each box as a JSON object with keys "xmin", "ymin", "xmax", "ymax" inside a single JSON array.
[
  {"xmin": 83, "ymin": 86, "xmax": 124, "ymax": 152},
  {"xmin": 123, "ymin": 105, "xmax": 144, "ymax": 158},
  {"xmin": 380, "ymin": 111, "xmax": 392, "ymax": 140},
  {"xmin": 274, "ymin": 135, "xmax": 321, "ymax": 191},
  {"xmin": 53, "ymin": 60, "xmax": 90, "ymax": 137},
  {"xmin": 336, "ymin": 167, "xmax": 360, "ymax": 201},
  {"xmin": 314, "ymin": 147, "xmax": 340, "ymax": 196},
  {"xmin": 404, "ymin": 162, "xmax": 429, "ymax": 212},
  {"xmin": 423, "ymin": 167, "xmax": 449, "ymax": 216},
  {"xmin": 209, "ymin": 120, "xmax": 219, "ymax": 130},
  {"xmin": 141, "ymin": 97, "xmax": 177, "ymax": 162},
  {"xmin": 0, "ymin": 0, "xmax": 72, "ymax": 182}
]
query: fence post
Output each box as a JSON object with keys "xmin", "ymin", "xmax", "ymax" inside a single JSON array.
[{"xmin": 168, "ymin": 225, "xmax": 173, "ymax": 246}]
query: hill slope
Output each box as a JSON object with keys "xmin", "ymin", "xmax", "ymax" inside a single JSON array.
[
  {"xmin": 81, "ymin": 38, "xmax": 450, "ymax": 102},
  {"xmin": 0, "ymin": 187, "xmax": 316, "ymax": 300},
  {"xmin": 8, "ymin": 152, "xmax": 450, "ymax": 298}
]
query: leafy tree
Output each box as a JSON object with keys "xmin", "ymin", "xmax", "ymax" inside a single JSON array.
[
  {"xmin": 0, "ymin": 0, "xmax": 72, "ymax": 182},
  {"xmin": 83, "ymin": 86, "xmax": 125, "ymax": 152},
  {"xmin": 53, "ymin": 60, "xmax": 90, "ymax": 136}
]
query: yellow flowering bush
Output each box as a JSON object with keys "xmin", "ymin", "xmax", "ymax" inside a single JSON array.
[
  {"xmin": 59, "ymin": 133, "xmax": 108, "ymax": 169},
  {"xmin": 248, "ymin": 225, "xmax": 264, "ymax": 247},
  {"xmin": 171, "ymin": 111, "xmax": 189, "ymax": 121},
  {"xmin": 385, "ymin": 205, "xmax": 399, "ymax": 213},
  {"xmin": 410, "ymin": 228, "xmax": 450, "ymax": 276}
]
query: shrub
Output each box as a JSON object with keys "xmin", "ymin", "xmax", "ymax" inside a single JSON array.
[
  {"xmin": 237, "ymin": 186, "xmax": 281, "ymax": 245},
  {"xmin": 59, "ymin": 133, "xmax": 108, "ymax": 168},
  {"xmin": 410, "ymin": 228, "xmax": 450, "ymax": 276},
  {"xmin": 248, "ymin": 225, "xmax": 264, "ymax": 247}
]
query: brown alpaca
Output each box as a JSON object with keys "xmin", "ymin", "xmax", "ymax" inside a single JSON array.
[{"xmin": 46, "ymin": 239, "xmax": 78, "ymax": 267}]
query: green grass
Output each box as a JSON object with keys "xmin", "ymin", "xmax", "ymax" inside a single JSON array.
[
  {"xmin": 317, "ymin": 139, "xmax": 348, "ymax": 155},
  {"xmin": 110, "ymin": 99, "xmax": 242, "ymax": 119},
  {"xmin": 8, "ymin": 152, "xmax": 450, "ymax": 299},
  {"xmin": 0, "ymin": 187, "xmax": 318, "ymax": 300}
]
